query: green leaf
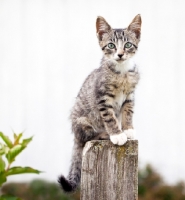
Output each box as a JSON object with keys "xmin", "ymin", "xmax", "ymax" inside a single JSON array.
[
  {"xmin": 13, "ymin": 133, "xmax": 22, "ymax": 145},
  {"xmin": 0, "ymin": 156, "xmax": 5, "ymax": 173},
  {"xmin": 0, "ymin": 132, "xmax": 13, "ymax": 148},
  {"xmin": 0, "ymin": 172, "xmax": 7, "ymax": 186},
  {"xmin": 6, "ymin": 145, "xmax": 25, "ymax": 163},
  {"xmin": 6, "ymin": 166, "xmax": 41, "ymax": 176},
  {"xmin": 1, "ymin": 145, "xmax": 9, "ymax": 155},
  {"xmin": 0, "ymin": 144, "xmax": 9, "ymax": 156},
  {"xmin": 13, "ymin": 133, "xmax": 18, "ymax": 140},
  {"xmin": 0, "ymin": 149, "xmax": 4, "ymax": 155},
  {"xmin": 21, "ymin": 136, "xmax": 33, "ymax": 147},
  {"xmin": 0, "ymin": 144, "xmax": 5, "ymax": 155},
  {"xmin": 0, "ymin": 195, "xmax": 22, "ymax": 200}
]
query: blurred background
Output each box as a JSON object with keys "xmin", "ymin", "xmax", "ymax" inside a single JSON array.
[{"xmin": 0, "ymin": 0, "xmax": 185, "ymax": 195}]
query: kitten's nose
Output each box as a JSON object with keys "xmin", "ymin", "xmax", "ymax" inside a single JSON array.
[{"xmin": 118, "ymin": 54, "xmax": 123, "ymax": 58}]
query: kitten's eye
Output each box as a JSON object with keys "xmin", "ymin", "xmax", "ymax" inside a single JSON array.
[
  {"xmin": 124, "ymin": 42, "xmax": 132, "ymax": 48},
  {"xmin": 108, "ymin": 43, "xmax": 115, "ymax": 49}
]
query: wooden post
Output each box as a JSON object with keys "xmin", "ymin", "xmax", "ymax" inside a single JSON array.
[{"xmin": 80, "ymin": 140, "xmax": 138, "ymax": 200}]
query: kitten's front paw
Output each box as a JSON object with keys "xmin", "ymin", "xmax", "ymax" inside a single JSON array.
[
  {"xmin": 124, "ymin": 129, "xmax": 135, "ymax": 139},
  {"xmin": 110, "ymin": 132, "xmax": 127, "ymax": 146}
]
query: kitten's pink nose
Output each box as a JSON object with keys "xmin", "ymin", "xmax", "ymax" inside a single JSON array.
[{"xmin": 118, "ymin": 54, "xmax": 123, "ymax": 58}]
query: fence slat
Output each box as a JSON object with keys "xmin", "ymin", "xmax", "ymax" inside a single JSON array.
[{"xmin": 80, "ymin": 140, "xmax": 138, "ymax": 200}]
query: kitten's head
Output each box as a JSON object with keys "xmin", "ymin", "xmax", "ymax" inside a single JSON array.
[{"xmin": 96, "ymin": 15, "xmax": 141, "ymax": 63}]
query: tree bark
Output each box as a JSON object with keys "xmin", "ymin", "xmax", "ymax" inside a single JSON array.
[{"xmin": 80, "ymin": 140, "xmax": 138, "ymax": 200}]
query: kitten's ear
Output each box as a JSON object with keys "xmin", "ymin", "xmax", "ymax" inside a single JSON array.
[
  {"xmin": 127, "ymin": 14, "xmax": 142, "ymax": 39},
  {"xmin": 96, "ymin": 16, "xmax": 112, "ymax": 41}
]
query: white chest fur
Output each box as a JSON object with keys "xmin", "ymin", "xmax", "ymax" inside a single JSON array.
[
  {"xmin": 114, "ymin": 91, "xmax": 126, "ymax": 108},
  {"xmin": 115, "ymin": 58, "xmax": 135, "ymax": 74}
]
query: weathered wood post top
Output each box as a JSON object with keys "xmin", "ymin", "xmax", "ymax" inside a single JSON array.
[{"xmin": 81, "ymin": 140, "xmax": 138, "ymax": 200}]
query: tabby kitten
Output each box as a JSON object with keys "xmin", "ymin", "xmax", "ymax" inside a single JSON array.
[{"xmin": 58, "ymin": 14, "xmax": 141, "ymax": 192}]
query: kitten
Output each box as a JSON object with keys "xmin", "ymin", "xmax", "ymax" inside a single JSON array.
[{"xmin": 58, "ymin": 14, "xmax": 141, "ymax": 192}]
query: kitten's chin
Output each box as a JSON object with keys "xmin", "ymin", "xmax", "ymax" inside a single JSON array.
[
  {"xmin": 115, "ymin": 58, "xmax": 127, "ymax": 64},
  {"xmin": 104, "ymin": 58, "xmax": 128, "ymax": 66},
  {"xmin": 117, "ymin": 59, "xmax": 125, "ymax": 63},
  {"xmin": 107, "ymin": 59, "xmax": 126, "ymax": 66}
]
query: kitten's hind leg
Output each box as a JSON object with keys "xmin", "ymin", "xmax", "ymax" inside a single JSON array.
[{"xmin": 74, "ymin": 117, "xmax": 99, "ymax": 144}]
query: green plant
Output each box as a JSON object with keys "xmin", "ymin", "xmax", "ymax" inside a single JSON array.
[{"xmin": 0, "ymin": 132, "xmax": 41, "ymax": 200}]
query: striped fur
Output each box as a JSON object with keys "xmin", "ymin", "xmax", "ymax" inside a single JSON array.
[{"xmin": 58, "ymin": 14, "xmax": 141, "ymax": 192}]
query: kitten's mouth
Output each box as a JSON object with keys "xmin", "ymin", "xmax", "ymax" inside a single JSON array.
[{"xmin": 117, "ymin": 58, "xmax": 125, "ymax": 63}]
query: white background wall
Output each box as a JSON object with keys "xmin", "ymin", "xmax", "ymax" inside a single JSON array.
[{"xmin": 0, "ymin": 0, "xmax": 185, "ymax": 184}]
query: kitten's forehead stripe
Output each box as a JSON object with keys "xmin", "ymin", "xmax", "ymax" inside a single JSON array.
[
  {"xmin": 112, "ymin": 29, "xmax": 125, "ymax": 41},
  {"xmin": 113, "ymin": 31, "xmax": 118, "ymax": 42}
]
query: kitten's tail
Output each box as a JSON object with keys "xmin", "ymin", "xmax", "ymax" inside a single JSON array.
[{"xmin": 58, "ymin": 143, "xmax": 83, "ymax": 192}]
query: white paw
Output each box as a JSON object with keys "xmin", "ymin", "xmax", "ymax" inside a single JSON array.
[
  {"xmin": 124, "ymin": 129, "xmax": 135, "ymax": 139},
  {"xmin": 110, "ymin": 132, "xmax": 127, "ymax": 146}
]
